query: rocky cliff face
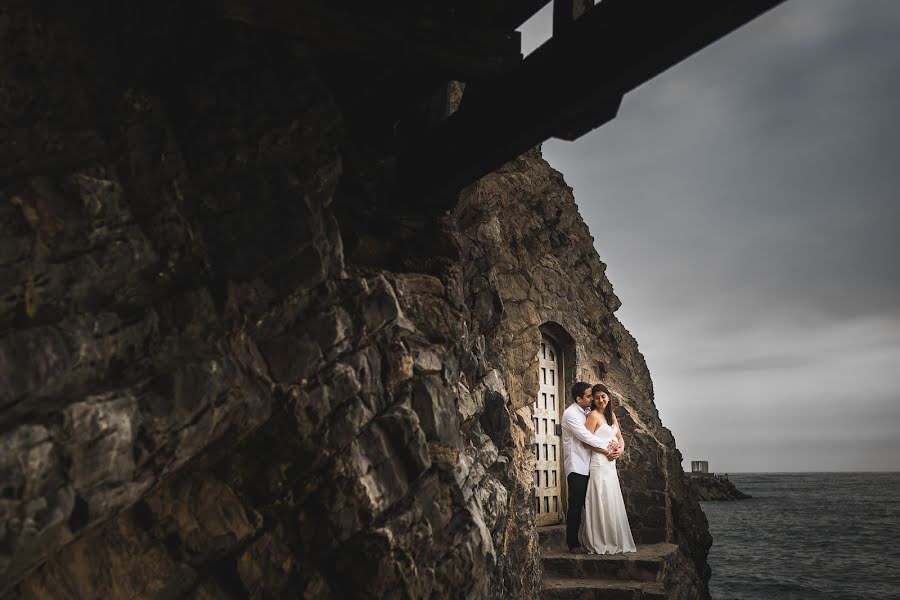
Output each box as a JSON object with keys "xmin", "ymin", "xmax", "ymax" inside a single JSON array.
[
  {"xmin": 1, "ymin": 2, "xmax": 710, "ymax": 598},
  {"xmin": 455, "ymin": 151, "xmax": 712, "ymax": 597}
]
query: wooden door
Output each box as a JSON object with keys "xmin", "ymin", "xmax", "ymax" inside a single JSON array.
[{"xmin": 533, "ymin": 335, "xmax": 563, "ymax": 525}]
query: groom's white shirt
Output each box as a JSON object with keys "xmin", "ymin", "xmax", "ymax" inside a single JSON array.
[{"xmin": 562, "ymin": 403, "xmax": 607, "ymax": 477}]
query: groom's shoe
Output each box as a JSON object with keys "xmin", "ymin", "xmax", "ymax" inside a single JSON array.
[{"xmin": 569, "ymin": 546, "xmax": 588, "ymax": 554}]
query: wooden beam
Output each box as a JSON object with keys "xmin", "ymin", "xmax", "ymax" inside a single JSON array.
[
  {"xmin": 217, "ymin": 0, "xmax": 522, "ymax": 80},
  {"xmin": 400, "ymin": 0, "xmax": 788, "ymax": 201},
  {"xmin": 475, "ymin": 0, "xmax": 554, "ymax": 32},
  {"xmin": 553, "ymin": 0, "xmax": 594, "ymax": 37}
]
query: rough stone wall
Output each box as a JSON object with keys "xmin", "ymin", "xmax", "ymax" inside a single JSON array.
[
  {"xmin": 1, "ymin": 4, "xmax": 334, "ymax": 595},
  {"xmin": 1, "ymin": 2, "xmax": 710, "ymax": 599},
  {"xmin": 455, "ymin": 149, "xmax": 713, "ymax": 596}
]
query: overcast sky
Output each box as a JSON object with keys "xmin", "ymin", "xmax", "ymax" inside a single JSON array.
[{"xmin": 521, "ymin": 0, "xmax": 900, "ymax": 472}]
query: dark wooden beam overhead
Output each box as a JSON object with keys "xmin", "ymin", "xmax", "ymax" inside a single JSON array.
[
  {"xmin": 553, "ymin": 0, "xmax": 594, "ymax": 37},
  {"xmin": 400, "ymin": 0, "xmax": 788, "ymax": 202},
  {"xmin": 476, "ymin": 0, "xmax": 553, "ymax": 32},
  {"xmin": 217, "ymin": 0, "xmax": 523, "ymax": 80}
]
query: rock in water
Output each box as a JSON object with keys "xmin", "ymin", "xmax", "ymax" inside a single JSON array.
[{"xmin": 688, "ymin": 474, "xmax": 753, "ymax": 501}]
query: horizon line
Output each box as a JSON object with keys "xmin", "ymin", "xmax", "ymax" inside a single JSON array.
[{"xmin": 683, "ymin": 469, "xmax": 900, "ymax": 474}]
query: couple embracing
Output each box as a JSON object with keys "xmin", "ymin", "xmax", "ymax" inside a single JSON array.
[{"xmin": 561, "ymin": 382, "xmax": 637, "ymax": 555}]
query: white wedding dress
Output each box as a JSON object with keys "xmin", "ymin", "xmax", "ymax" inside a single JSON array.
[{"xmin": 578, "ymin": 421, "xmax": 637, "ymax": 554}]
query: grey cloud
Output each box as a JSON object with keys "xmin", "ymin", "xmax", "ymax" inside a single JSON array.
[
  {"xmin": 694, "ymin": 438, "xmax": 900, "ymax": 473},
  {"xmin": 522, "ymin": 0, "xmax": 900, "ymax": 470},
  {"xmin": 557, "ymin": 0, "xmax": 900, "ymax": 323},
  {"xmin": 680, "ymin": 354, "xmax": 818, "ymax": 374}
]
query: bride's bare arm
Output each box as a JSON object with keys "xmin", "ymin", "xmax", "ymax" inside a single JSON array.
[
  {"xmin": 564, "ymin": 409, "xmax": 609, "ymax": 454},
  {"xmin": 581, "ymin": 412, "xmax": 611, "ymax": 456}
]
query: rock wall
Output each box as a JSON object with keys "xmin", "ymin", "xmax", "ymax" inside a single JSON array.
[
  {"xmin": 0, "ymin": 2, "xmax": 710, "ymax": 598},
  {"xmin": 455, "ymin": 149, "xmax": 712, "ymax": 596}
]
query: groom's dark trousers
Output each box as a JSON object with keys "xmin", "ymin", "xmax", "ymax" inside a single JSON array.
[{"xmin": 566, "ymin": 472, "xmax": 590, "ymax": 549}]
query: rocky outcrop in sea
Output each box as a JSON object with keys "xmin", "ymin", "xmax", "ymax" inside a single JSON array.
[{"xmin": 688, "ymin": 475, "xmax": 752, "ymax": 501}]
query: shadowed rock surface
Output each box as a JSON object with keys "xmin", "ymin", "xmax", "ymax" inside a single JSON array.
[{"xmin": 1, "ymin": 2, "xmax": 711, "ymax": 598}]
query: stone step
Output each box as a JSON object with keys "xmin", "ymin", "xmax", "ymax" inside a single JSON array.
[
  {"xmin": 540, "ymin": 548, "xmax": 670, "ymax": 583},
  {"xmin": 538, "ymin": 524, "xmax": 567, "ymax": 549},
  {"xmin": 542, "ymin": 577, "xmax": 667, "ymax": 600},
  {"xmin": 538, "ymin": 526, "xmax": 679, "ymax": 598}
]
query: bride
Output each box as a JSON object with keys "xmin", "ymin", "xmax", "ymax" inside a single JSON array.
[{"xmin": 579, "ymin": 383, "xmax": 637, "ymax": 554}]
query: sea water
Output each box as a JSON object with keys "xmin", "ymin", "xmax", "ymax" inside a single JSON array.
[{"xmin": 702, "ymin": 472, "xmax": 900, "ymax": 599}]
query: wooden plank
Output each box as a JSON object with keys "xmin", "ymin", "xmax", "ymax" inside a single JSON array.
[
  {"xmin": 553, "ymin": 0, "xmax": 594, "ymax": 37},
  {"xmin": 217, "ymin": 0, "xmax": 522, "ymax": 80},
  {"xmin": 400, "ymin": 0, "xmax": 787, "ymax": 201},
  {"xmin": 475, "ymin": 0, "xmax": 554, "ymax": 32}
]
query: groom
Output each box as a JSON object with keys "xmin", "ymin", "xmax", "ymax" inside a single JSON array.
[{"xmin": 562, "ymin": 381, "xmax": 618, "ymax": 553}]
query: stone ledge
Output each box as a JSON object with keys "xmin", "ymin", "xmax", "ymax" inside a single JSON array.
[
  {"xmin": 541, "ymin": 549, "xmax": 670, "ymax": 583},
  {"xmin": 542, "ymin": 577, "xmax": 666, "ymax": 600},
  {"xmin": 537, "ymin": 523, "xmax": 567, "ymax": 548}
]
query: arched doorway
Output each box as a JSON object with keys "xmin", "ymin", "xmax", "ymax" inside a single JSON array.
[{"xmin": 534, "ymin": 333, "xmax": 565, "ymax": 525}]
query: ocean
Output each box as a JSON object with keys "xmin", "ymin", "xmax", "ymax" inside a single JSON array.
[{"xmin": 702, "ymin": 472, "xmax": 900, "ymax": 600}]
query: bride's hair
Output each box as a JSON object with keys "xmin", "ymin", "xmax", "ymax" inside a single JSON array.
[{"xmin": 591, "ymin": 383, "xmax": 615, "ymax": 425}]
